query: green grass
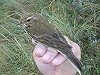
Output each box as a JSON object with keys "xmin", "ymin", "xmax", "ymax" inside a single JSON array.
[{"xmin": 0, "ymin": 0, "xmax": 100, "ymax": 75}]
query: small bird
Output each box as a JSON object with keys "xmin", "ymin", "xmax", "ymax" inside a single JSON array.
[{"xmin": 18, "ymin": 13, "xmax": 82, "ymax": 75}]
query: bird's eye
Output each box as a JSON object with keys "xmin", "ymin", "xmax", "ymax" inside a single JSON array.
[
  {"xmin": 27, "ymin": 16, "xmax": 33, "ymax": 22},
  {"xmin": 27, "ymin": 19, "xmax": 31, "ymax": 22}
]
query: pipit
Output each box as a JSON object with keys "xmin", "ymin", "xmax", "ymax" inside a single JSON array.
[{"xmin": 18, "ymin": 13, "xmax": 82, "ymax": 75}]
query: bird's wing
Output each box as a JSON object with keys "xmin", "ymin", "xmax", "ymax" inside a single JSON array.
[{"xmin": 32, "ymin": 30, "xmax": 82, "ymax": 75}]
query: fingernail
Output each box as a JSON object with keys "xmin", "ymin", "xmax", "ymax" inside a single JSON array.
[
  {"xmin": 52, "ymin": 58, "xmax": 60, "ymax": 66},
  {"xmin": 52, "ymin": 54, "xmax": 66, "ymax": 66},
  {"xmin": 42, "ymin": 52, "xmax": 51, "ymax": 63},
  {"xmin": 34, "ymin": 44, "xmax": 46, "ymax": 56}
]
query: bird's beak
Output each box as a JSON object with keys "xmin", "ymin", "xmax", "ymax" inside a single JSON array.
[{"xmin": 17, "ymin": 21, "xmax": 22, "ymax": 25}]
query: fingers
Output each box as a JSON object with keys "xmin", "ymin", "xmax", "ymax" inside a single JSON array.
[
  {"xmin": 32, "ymin": 36, "xmax": 81, "ymax": 66},
  {"xmin": 33, "ymin": 41, "xmax": 66, "ymax": 66},
  {"xmin": 51, "ymin": 54, "xmax": 66, "ymax": 66},
  {"xmin": 42, "ymin": 50, "xmax": 58, "ymax": 64},
  {"xmin": 34, "ymin": 43, "xmax": 46, "ymax": 57}
]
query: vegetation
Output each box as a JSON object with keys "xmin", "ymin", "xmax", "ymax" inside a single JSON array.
[{"xmin": 0, "ymin": 0, "xmax": 100, "ymax": 75}]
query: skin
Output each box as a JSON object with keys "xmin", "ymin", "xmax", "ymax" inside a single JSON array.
[{"xmin": 32, "ymin": 36, "xmax": 81, "ymax": 75}]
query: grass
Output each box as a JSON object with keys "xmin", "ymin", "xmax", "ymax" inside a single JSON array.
[{"xmin": 0, "ymin": 0, "xmax": 100, "ymax": 75}]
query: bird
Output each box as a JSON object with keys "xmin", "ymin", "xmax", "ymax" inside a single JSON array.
[{"xmin": 18, "ymin": 13, "xmax": 83, "ymax": 75}]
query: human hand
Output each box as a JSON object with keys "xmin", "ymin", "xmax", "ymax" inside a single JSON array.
[{"xmin": 32, "ymin": 36, "xmax": 81, "ymax": 75}]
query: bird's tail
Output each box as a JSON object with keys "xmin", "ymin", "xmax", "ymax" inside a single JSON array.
[{"xmin": 66, "ymin": 53, "xmax": 83, "ymax": 75}]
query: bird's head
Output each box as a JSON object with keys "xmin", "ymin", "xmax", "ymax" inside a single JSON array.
[
  {"xmin": 17, "ymin": 13, "xmax": 40, "ymax": 27},
  {"xmin": 17, "ymin": 13, "xmax": 55, "ymax": 36}
]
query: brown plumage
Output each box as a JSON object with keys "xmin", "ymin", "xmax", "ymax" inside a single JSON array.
[{"xmin": 19, "ymin": 13, "xmax": 82, "ymax": 75}]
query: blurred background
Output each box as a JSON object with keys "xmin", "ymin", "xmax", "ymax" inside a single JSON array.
[{"xmin": 0, "ymin": 0, "xmax": 100, "ymax": 75}]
